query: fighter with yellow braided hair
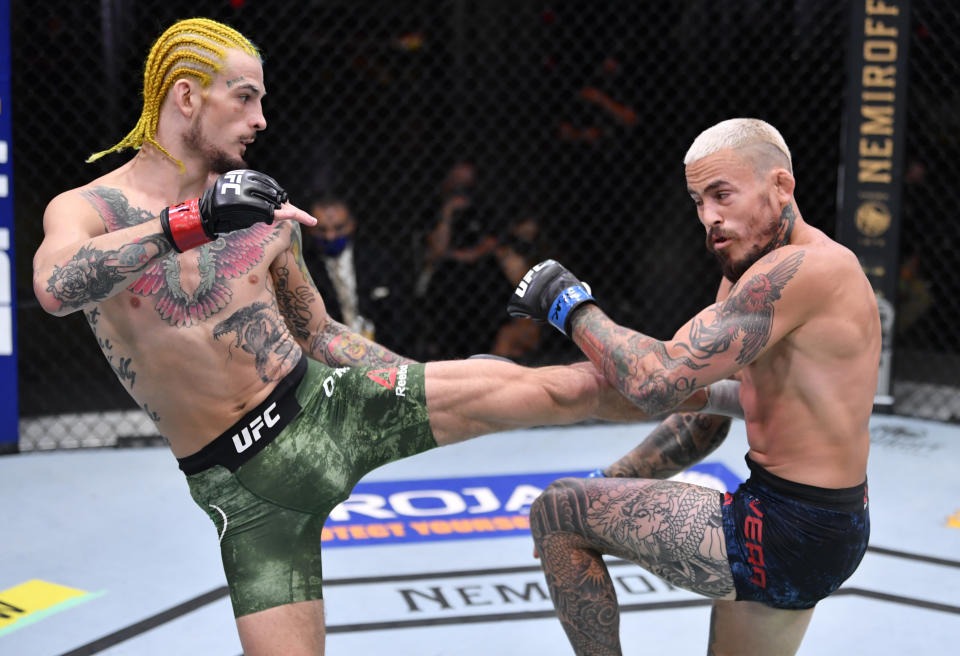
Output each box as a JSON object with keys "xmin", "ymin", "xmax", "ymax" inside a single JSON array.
[
  {"xmin": 88, "ymin": 18, "xmax": 260, "ymax": 170},
  {"xmin": 34, "ymin": 16, "xmax": 726, "ymax": 656}
]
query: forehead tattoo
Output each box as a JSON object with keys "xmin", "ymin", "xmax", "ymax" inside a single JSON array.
[{"xmin": 225, "ymin": 78, "xmax": 264, "ymax": 98}]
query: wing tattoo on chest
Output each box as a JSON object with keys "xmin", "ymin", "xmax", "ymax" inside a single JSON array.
[
  {"xmin": 688, "ymin": 250, "xmax": 804, "ymax": 365},
  {"xmin": 84, "ymin": 186, "xmax": 279, "ymax": 327}
]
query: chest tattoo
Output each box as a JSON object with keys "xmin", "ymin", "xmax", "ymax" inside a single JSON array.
[
  {"xmin": 83, "ymin": 186, "xmax": 155, "ymax": 229},
  {"xmin": 83, "ymin": 186, "xmax": 280, "ymax": 327},
  {"xmin": 213, "ymin": 301, "xmax": 300, "ymax": 382},
  {"xmin": 85, "ymin": 306, "xmax": 137, "ymax": 388}
]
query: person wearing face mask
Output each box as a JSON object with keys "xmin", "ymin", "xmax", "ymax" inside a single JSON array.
[{"xmin": 303, "ymin": 195, "xmax": 413, "ymax": 353}]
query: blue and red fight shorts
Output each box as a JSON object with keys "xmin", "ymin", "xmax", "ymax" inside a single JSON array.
[{"xmin": 721, "ymin": 455, "xmax": 869, "ymax": 609}]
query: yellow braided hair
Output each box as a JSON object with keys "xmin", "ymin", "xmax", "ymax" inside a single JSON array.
[{"xmin": 86, "ymin": 18, "xmax": 260, "ymax": 168}]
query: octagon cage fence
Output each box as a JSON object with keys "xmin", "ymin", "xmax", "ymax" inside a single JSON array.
[{"xmin": 8, "ymin": 0, "xmax": 960, "ymax": 451}]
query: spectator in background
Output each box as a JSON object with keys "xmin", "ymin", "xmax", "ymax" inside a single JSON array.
[
  {"xmin": 303, "ymin": 195, "xmax": 414, "ymax": 354},
  {"xmin": 558, "ymin": 54, "xmax": 638, "ymax": 146},
  {"xmin": 547, "ymin": 45, "xmax": 642, "ymax": 314},
  {"xmin": 416, "ymin": 160, "xmax": 505, "ymax": 359},
  {"xmin": 419, "ymin": 161, "xmax": 499, "ymax": 280}
]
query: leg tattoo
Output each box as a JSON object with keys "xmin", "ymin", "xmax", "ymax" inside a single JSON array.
[
  {"xmin": 531, "ymin": 484, "xmax": 623, "ymax": 656},
  {"xmin": 531, "ymin": 477, "xmax": 734, "ymax": 655}
]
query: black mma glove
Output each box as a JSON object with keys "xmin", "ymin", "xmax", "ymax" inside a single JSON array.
[
  {"xmin": 507, "ymin": 259, "xmax": 596, "ymax": 336},
  {"xmin": 160, "ymin": 169, "xmax": 289, "ymax": 252}
]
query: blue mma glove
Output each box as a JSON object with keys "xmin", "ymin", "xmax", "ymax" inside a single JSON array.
[{"xmin": 507, "ymin": 259, "xmax": 596, "ymax": 336}]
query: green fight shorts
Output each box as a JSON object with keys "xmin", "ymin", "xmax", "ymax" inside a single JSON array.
[{"xmin": 178, "ymin": 355, "xmax": 437, "ymax": 617}]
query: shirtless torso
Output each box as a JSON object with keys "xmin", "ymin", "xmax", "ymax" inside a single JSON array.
[
  {"xmin": 509, "ymin": 119, "xmax": 882, "ymax": 656},
  {"xmin": 572, "ymin": 148, "xmax": 881, "ymax": 489},
  {"xmin": 717, "ymin": 225, "xmax": 879, "ymax": 488},
  {"xmin": 30, "ymin": 47, "xmax": 393, "ymax": 459},
  {"xmin": 43, "ymin": 165, "xmax": 309, "ymax": 457}
]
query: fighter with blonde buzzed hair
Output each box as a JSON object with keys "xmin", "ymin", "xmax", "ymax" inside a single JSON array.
[
  {"xmin": 33, "ymin": 18, "xmax": 735, "ymax": 656},
  {"xmin": 509, "ymin": 118, "xmax": 880, "ymax": 655}
]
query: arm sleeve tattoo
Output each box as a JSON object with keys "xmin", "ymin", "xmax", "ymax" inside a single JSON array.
[
  {"xmin": 573, "ymin": 251, "xmax": 804, "ymax": 416},
  {"xmin": 46, "ymin": 235, "xmax": 172, "ymax": 310},
  {"xmin": 309, "ymin": 318, "xmax": 418, "ymax": 367},
  {"xmin": 604, "ymin": 413, "xmax": 731, "ymax": 479},
  {"xmin": 275, "ymin": 224, "xmax": 418, "ymax": 368}
]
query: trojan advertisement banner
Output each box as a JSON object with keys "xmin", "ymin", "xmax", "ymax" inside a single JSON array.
[
  {"xmin": 322, "ymin": 463, "xmax": 742, "ymax": 548},
  {"xmin": 836, "ymin": 0, "xmax": 911, "ymax": 408}
]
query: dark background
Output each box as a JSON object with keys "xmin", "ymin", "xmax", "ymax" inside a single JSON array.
[{"xmin": 10, "ymin": 1, "xmax": 960, "ymax": 447}]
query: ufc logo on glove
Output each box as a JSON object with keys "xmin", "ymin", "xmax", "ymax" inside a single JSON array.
[
  {"xmin": 507, "ymin": 259, "xmax": 595, "ymax": 336},
  {"xmin": 220, "ymin": 170, "xmax": 245, "ymax": 196},
  {"xmin": 513, "ymin": 260, "xmax": 552, "ymax": 298}
]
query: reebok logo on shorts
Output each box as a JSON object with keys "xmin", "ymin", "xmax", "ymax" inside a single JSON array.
[
  {"xmin": 366, "ymin": 365, "xmax": 409, "ymax": 397},
  {"xmin": 367, "ymin": 368, "xmax": 398, "ymax": 390}
]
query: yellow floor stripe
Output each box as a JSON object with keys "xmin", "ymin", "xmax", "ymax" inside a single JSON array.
[
  {"xmin": 0, "ymin": 580, "xmax": 102, "ymax": 636},
  {"xmin": 947, "ymin": 509, "xmax": 960, "ymax": 529}
]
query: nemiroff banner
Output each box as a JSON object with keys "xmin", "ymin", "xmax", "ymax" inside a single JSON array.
[
  {"xmin": 837, "ymin": 0, "xmax": 911, "ymax": 410},
  {"xmin": 321, "ymin": 464, "xmax": 742, "ymax": 548}
]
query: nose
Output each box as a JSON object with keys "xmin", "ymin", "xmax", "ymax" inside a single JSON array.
[
  {"xmin": 702, "ymin": 203, "xmax": 724, "ymax": 227},
  {"xmin": 252, "ymin": 105, "xmax": 266, "ymax": 132}
]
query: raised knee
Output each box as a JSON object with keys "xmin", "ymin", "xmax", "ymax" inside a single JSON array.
[{"xmin": 530, "ymin": 477, "xmax": 583, "ymax": 536}]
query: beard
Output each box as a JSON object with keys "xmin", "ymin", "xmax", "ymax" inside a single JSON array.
[
  {"xmin": 184, "ymin": 121, "xmax": 247, "ymax": 174},
  {"xmin": 707, "ymin": 216, "xmax": 782, "ymax": 283}
]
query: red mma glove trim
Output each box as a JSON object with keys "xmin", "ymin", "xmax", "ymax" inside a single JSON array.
[{"xmin": 161, "ymin": 198, "xmax": 212, "ymax": 252}]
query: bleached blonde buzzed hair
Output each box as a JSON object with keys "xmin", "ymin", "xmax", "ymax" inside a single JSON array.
[{"xmin": 684, "ymin": 118, "xmax": 793, "ymax": 174}]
